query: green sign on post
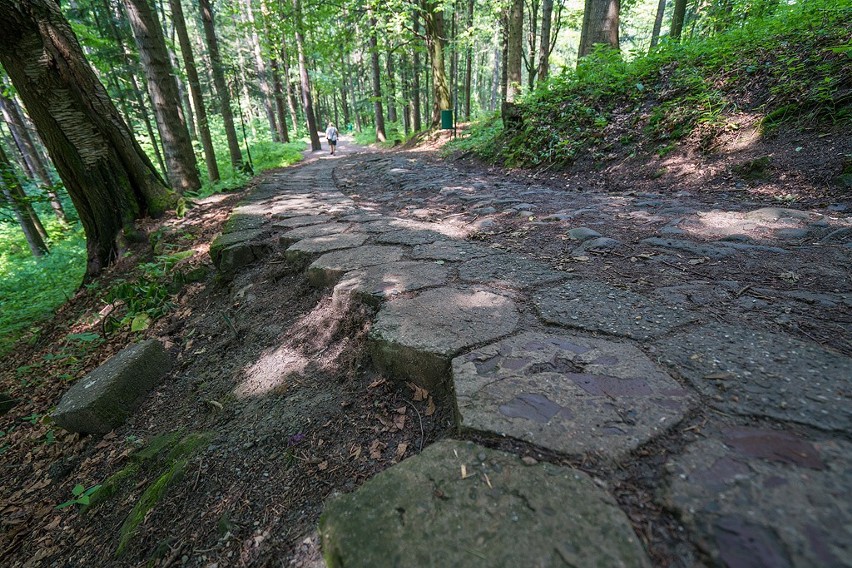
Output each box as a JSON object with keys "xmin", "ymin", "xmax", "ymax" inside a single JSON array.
[{"xmin": 441, "ymin": 109, "xmax": 453, "ymax": 129}]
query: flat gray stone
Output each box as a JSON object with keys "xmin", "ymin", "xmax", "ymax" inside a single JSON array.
[
  {"xmin": 320, "ymin": 440, "xmax": 650, "ymax": 568},
  {"xmin": 53, "ymin": 340, "xmax": 172, "ymax": 434},
  {"xmin": 272, "ymin": 214, "xmax": 332, "ymax": 228},
  {"xmin": 360, "ymin": 219, "xmax": 432, "ymax": 233},
  {"xmin": 744, "ymin": 207, "xmax": 812, "ymax": 222},
  {"xmin": 664, "ymin": 429, "xmax": 852, "ymax": 567},
  {"xmin": 458, "ymin": 253, "xmax": 567, "ymax": 289},
  {"xmin": 453, "ymin": 332, "xmax": 691, "ymax": 460},
  {"xmin": 339, "ymin": 212, "xmax": 383, "ymax": 223},
  {"xmin": 534, "ymin": 281, "xmax": 699, "ymax": 340},
  {"xmin": 285, "ymin": 233, "xmax": 369, "ymax": 262},
  {"xmin": 375, "ymin": 229, "xmax": 447, "ymax": 246},
  {"xmin": 410, "ymin": 241, "xmax": 498, "ymax": 262},
  {"xmin": 209, "ymin": 228, "xmax": 266, "ymax": 266},
  {"xmin": 641, "ymin": 237, "xmax": 735, "ymax": 258},
  {"xmin": 222, "ymin": 214, "xmax": 265, "ymax": 233},
  {"xmin": 568, "ymin": 227, "xmax": 602, "ymax": 241},
  {"xmin": 333, "ymin": 261, "xmax": 449, "ymax": 307},
  {"xmin": 655, "ymin": 324, "xmax": 852, "ymax": 431},
  {"xmin": 369, "ymin": 288, "xmax": 518, "ymax": 393},
  {"xmin": 307, "ymin": 246, "xmax": 405, "ymax": 287},
  {"xmin": 573, "ymin": 237, "xmax": 622, "ymax": 255},
  {"xmin": 278, "ymin": 223, "xmax": 351, "ymax": 246}
]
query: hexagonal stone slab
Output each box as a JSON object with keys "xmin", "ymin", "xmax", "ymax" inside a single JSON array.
[
  {"xmin": 333, "ymin": 261, "xmax": 449, "ymax": 307},
  {"xmin": 663, "ymin": 429, "xmax": 851, "ymax": 567},
  {"xmin": 54, "ymin": 340, "xmax": 172, "ymax": 434},
  {"xmin": 410, "ymin": 240, "xmax": 499, "ymax": 262},
  {"xmin": 534, "ymin": 281, "xmax": 699, "ymax": 340},
  {"xmin": 369, "ymin": 288, "xmax": 518, "ymax": 393},
  {"xmin": 320, "ymin": 440, "xmax": 650, "ymax": 568},
  {"xmin": 655, "ymin": 324, "xmax": 852, "ymax": 431},
  {"xmin": 285, "ymin": 233, "xmax": 369, "ymax": 263},
  {"xmin": 278, "ymin": 222, "xmax": 351, "ymax": 246},
  {"xmin": 272, "ymin": 214, "xmax": 332, "ymax": 228},
  {"xmin": 374, "ymin": 229, "xmax": 447, "ymax": 246},
  {"xmin": 452, "ymin": 332, "xmax": 692, "ymax": 460},
  {"xmin": 458, "ymin": 253, "xmax": 568, "ymax": 289},
  {"xmin": 307, "ymin": 245, "xmax": 404, "ymax": 287}
]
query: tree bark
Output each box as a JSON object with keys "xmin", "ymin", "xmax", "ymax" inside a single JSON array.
[
  {"xmin": 670, "ymin": 0, "xmax": 687, "ymax": 40},
  {"xmin": 1, "ymin": 145, "xmax": 49, "ymax": 256},
  {"xmin": 242, "ymin": 0, "xmax": 279, "ymax": 141},
  {"xmin": 386, "ymin": 49, "xmax": 398, "ymax": 124},
  {"xmin": 280, "ymin": 43, "xmax": 300, "ymax": 134},
  {"xmin": 123, "ymin": 0, "xmax": 199, "ymax": 193},
  {"xmin": 649, "ymin": 0, "xmax": 666, "ymax": 49},
  {"xmin": 538, "ymin": 0, "xmax": 554, "ymax": 83},
  {"xmin": 526, "ymin": 0, "xmax": 539, "ymax": 90},
  {"xmin": 505, "ymin": 0, "xmax": 523, "ymax": 103},
  {"xmin": 199, "ymin": 0, "xmax": 243, "ymax": 170},
  {"xmin": 0, "ymin": 0, "xmax": 173, "ymax": 277},
  {"xmin": 579, "ymin": 0, "xmax": 620, "ymax": 58},
  {"xmin": 422, "ymin": 0, "xmax": 451, "ymax": 127},
  {"xmin": 411, "ymin": 9, "xmax": 423, "ymax": 132},
  {"xmin": 170, "ymin": 0, "xmax": 219, "ymax": 182},
  {"xmin": 463, "ymin": 0, "xmax": 473, "ymax": 120},
  {"xmin": 292, "ymin": 0, "xmax": 321, "ymax": 150},
  {"xmin": 367, "ymin": 13, "xmax": 387, "ymax": 141}
]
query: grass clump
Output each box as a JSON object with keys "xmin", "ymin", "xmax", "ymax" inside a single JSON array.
[{"xmin": 451, "ymin": 0, "xmax": 850, "ymax": 168}]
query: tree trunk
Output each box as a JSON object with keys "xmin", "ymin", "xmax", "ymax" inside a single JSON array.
[
  {"xmin": 0, "ymin": 0, "xmax": 174, "ymax": 277},
  {"xmin": 199, "ymin": 0, "xmax": 243, "ymax": 170},
  {"xmin": 1, "ymin": 145, "xmax": 49, "ymax": 256},
  {"xmin": 670, "ymin": 0, "xmax": 687, "ymax": 40},
  {"xmin": 538, "ymin": 0, "xmax": 554, "ymax": 83},
  {"xmin": 292, "ymin": 0, "xmax": 321, "ymax": 150},
  {"xmin": 386, "ymin": 49, "xmax": 398, "ymax": 124},
  {"xmin": 450, "ymin": 2, "xmax": 458, "ymax": 111},
  {"xmin": 500, "ymin": 12, "xmax": 508, "ymax": 105},
  {"xmin": 123, "ymin": 0, "xmax": 199, "ymax": 193},
  {"xmin": 367, "ymin": 14, "xmax": 387, "ymax": 141},
  {"xmin": 170, "ymin": 0, "xmax": 219, "ymax": 182},
  {"xmin": 422, "ymin": 0, "xmax": 451, "ymax": 127},
  {"xmin": 242, "ymin": 0, "xmax": 279, "ymax": 142},
  {"xmin": 505, "ymin": 0, "xmax": 523, "ymax": 103},
  {"xmin": 649, "ymin": 0, "xmax": 666, "ymax": 49},
  {"xmin": 280, "ymin": 44, "xmax": 300, "ymax": 134},
  {"xmin": 412, "ymin": 9, "xmax": 423, "ymax": 132},
  {"xmin": 269, "ymin": 58, "xmax": 290, "ymax": 143},
  {"xmin": 463, "ymin": 0, "xmax": 473, "ymax": 120},
  {"xmin": 526, "ymin": 0, "xmax": 539, "ymax": 90},
  {"xmin": 579, "ymin": 0, "xmax": 620, "ymax": 58},
  {"xmin": 339, "ymin": 49, "xmax": 351, "ymax": 128},
  {"xmin": 165, "ymin": 16, "xmax": 196, "ymax": 142},
  {"xmin": 345, "ymin": 53, "xmax": 362, "ymax": 133}
]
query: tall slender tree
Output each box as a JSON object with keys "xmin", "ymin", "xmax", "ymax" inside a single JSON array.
[
  {"xmin": 199, "ymin": 0, "xmax": 243, "ymax": 170},
  {"xmin": 0, "ymin": 144, "xmax": 48, "ymax": 257},
  {"xmin": 505, "ymin": 0, "xmax": 523, "ymax": 104},
  {"xmin": 538, "ymin": 0, "xmax": 554, "ymax": 82},
  {"xmin": 242, "ymin": 0, "xmax": 279, "ymax": 141},
  {"xmin": 670, "ymin": 0, "xmax": 687, "ymax": 40},
  {"xmin": 170, "ymin": 0, "xmax": 219, "ymax": 182},
  {"xmin": 367, "ymin": 10, "xmax": 387, "ymax": 142},
  {"xmin": 123, "ymin": 0, "xmax": 200, "ymax": 193},
  {"xmin": 0, "ymin": 0, "xmax": 174, "ymax": 277},
  {"xmin": 292, "ymin": 0, "xmax": 321, "ymax": 150}
]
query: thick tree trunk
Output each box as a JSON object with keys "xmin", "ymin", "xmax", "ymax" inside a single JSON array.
[
  {"xmin": 199, "ymin": 0, "xmax": 243, "ymax": 170},
  {"xmin": 170, "ymin": 0, "xmax": 219, "ymax": 182},
  {"xmin": 367, "ymin": 14, "xmax": 387, "ymax": 142},
  {"xmin": 538, "ymin": 0, "xmax": 554, "ymax": 83},
  {"xmin": 292, "ymin": 0, "xmax": 321, "ymax": 150},
  {"xmin": 505, "ymin": 0, "xmax": 523, "ymax": 104},
  {"xmin": 422, "ymin": 0, "xmax": 451, "ymax": 127},
  {"xmin": 670, "ymin": 0, "xmax": 687, "ymax": 40},
  {"xmin": 579, "ymin": 0, "xmax": 620, "ymax": 58},
  {"xmin": 123, "ymin": 0, "xmax": 199, "ymax": 193},
  {"xmin": 0, "ymin": 0, "xmax": 173, "ymax": 277}
]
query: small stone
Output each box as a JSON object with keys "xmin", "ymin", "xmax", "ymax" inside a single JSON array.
[{"xmin": 521, "ymin": 456, "xmax": 538, "ymax": 465}]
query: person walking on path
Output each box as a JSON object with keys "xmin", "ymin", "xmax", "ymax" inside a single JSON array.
[{"xmin": 325, "ymin": 123, "xmax": 339, "ymax": 155}]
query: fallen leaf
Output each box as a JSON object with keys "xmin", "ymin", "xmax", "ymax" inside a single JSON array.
[
  {"xmin": 460, "ymin": 464, "xmax": 468, "ymax": 479},
  {"xmin": 349, "ymin": 444, "xmax": 362, "ymax": 459},
  {"xmin": 395, "ymin": 442, "xmax": 408, "ymax": 461},
  {"xmin": 369, "ymin": 439, "xmax": 386, "ymax": 460},
  {"xmin": 393, "ymin": 414, "xmax": 406, "ymax": 430},
  {"xmin": 368, "ymin": 378, "xmax": 386, "ymax": 389},
  {"xmin": 407, "ymin": 383, "xmax": 429, "ymax": 401},
  {"xmin": 573, "ymin": 255, "xmax": 590, "ymax": 262},
  {"xmin": 425, "ymin": 397, "xmax": 436, "ymax": 417},
  {"xmin": 317, "ymin": 461, "xmax": 328, "ymax": 471}
]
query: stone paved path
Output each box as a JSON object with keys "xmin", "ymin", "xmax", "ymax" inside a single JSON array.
[{"xmin": 211, "ymin": 153, "xmax": 852, "ymax": 567}]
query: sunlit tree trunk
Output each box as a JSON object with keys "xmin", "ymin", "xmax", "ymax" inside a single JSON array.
[
  {"xmin": 463, "ymin": 0, "xmax": 473, "ymax": 120},
  {"xmin": 367, "ymin": 12, "xmax": 387, "ymax": 141},
  {"xmin": 123, "ymin": 0, "xmax": 200, "ymax": 193},
  {"xmin": 170, "ymin": 0, "xmax": 219, "ymax": 182},
  {"xmin": 411, "ymin": 9, "xmax": 423, "ymax": 132},
  {"xmin": 280, "ymin": 44, "xmax": 300, "ymax": 134},
  {"xmin": 505, "ymin": 0, "xmax": 523, "ymax": 103},
  {"xmin": 538, "ymin": 0, "xmax": 554, "ymax": 82},
  {"xmin": 0, "ymin": 0, "xmax": 174, "ymax": 277},
  {"xmin": 670, "ymin": 0, "xmax": 687, "ymax": 40},
  {"xmin": 579, "ymin": 0, "xmax": 620, "ymax": 58},
  {"xmin": 649, "ymin": 0, "xmax": 666, "ymax": 49},
  {"xmin": 292, "ymin": 0, "xmax": 321, "ymax": 150},
  {"xmin": 526, "ymin": 0, "xmax": 539, "ymax": 90},
  {"xmin": 422, "ymin": 0, "xmax": 451, "ymax": 127},
  {"xmin": 199, "ymin": 0, "xmax": 243, "ymax": 170},
  {"xmin": 386, "ymin": 49, "xmax": 398, "ymax": 124},
  {"xmin": 242, "ymin": 0, "xmax": 279, "ymax": 141}
]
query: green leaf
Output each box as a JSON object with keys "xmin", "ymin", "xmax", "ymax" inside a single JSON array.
[
  {"xmin": 84, "ymin": 485, "xmax": 102, "ymax": 497},
  {"xmin": 131, "ymin": 313, "xmax": 151, "ymax": 332},
  {"xmin": 56, "ymin": 499, "xmax": 77, "ymax": 510},
  {"xmin": 71, "ymin": 484, "xmax": 85, "ymax": 496}
]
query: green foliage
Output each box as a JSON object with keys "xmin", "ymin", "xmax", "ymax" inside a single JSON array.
[
  {"xmin": 56, "ymin": 483, "xmax": 102, "ymax": 510},
  {"xmin": 0, "ymin": 222, "xmax": 85, "ymax": 357},
  {"xmin": 353, "ymin": 121, "xmax": 410, "ymax": 148},
  {"xmin": 453, "ymin": 0, "xmax": 850, "ymax": 168},
  {"xmin": 443, "ymin": 114, "xmax": 504, "ymax": 160}
]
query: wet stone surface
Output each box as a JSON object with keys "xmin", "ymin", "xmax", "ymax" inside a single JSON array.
[
  {"xmin": 320, "ymin": 439, "xmax": 651, "ymax": 568},
  {"xmin": 655, "ymin": 324, "xmax": 852, "ymax": 431},
  {"xmin": 452, "ymin": 332, "xmax": 692, "ymax": 459},
  {"xmin": 369, "ymin": 288, "xmax": 519, "ymax": 393},
  {"xmin": 534, "ymin": 280, "xmax": 700, "ymax": 340},
  {"xmin": 663, "ymin": 428, "xmax": 852, "ymax": 568}
]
